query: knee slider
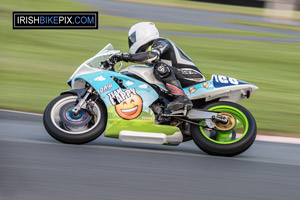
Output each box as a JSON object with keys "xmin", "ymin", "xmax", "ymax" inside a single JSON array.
[{"xmin": 154, "ymin": 62, "xmax": 171, "ymax": 78}]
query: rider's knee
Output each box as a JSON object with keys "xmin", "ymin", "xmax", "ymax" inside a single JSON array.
[{"xmin": 154, "ymin": 62, "xmax": 172, "ymax": 79}]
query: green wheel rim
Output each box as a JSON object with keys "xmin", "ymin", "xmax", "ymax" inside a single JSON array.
[{"xmin": 200, "ymin": 105, "xmax": 249, "ymax": 144}]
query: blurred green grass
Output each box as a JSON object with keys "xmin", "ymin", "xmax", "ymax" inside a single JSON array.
[
  {"xmin": 100, "ymin": 14, "xmax": 296, "ymax": 38},
  {"xmin": 1, "ymin": 0, "xmax": 300, "ymax": 133}
]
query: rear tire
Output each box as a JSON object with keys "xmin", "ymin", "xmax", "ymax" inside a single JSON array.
[
  {"xmin": 191, "ymin": 101, "xmax": 257, "ymax": 156},
  {"xmin": 43, "ymin": 94, "xmax": 107, "ymax": 144}
]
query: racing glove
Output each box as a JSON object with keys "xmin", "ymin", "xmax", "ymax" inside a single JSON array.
[
  {"xmin": 109, "ymin": 51, "xmax": 159, "ymax": 64},
  {"xmin": 109, "ymin": 53, "xmax": 131, "ymax": 63}
]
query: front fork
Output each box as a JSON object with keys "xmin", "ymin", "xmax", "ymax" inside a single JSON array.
[{"xmin": 72, "ymin": 87, "xmax": 94, "ymax": 116}]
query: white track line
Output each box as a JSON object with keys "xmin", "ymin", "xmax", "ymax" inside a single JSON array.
[
  {"xmin": 0, "ymin": 109, "xmax": 299, "ymax": 145},
  {"xmin": 0, "ymin": 109, "xmax": 42, "ymax": 116},
  {"xmin": 256, "ymin": 135, "xmax": 300, "ymax": 145}
]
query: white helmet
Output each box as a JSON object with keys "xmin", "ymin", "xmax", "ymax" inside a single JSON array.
[{"xmin": 128, "ymin": 22, "xmax": 159, "ymax": 54}]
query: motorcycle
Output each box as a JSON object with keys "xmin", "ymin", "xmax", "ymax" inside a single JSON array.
[{"xmin": 43, "ymin": 43, "xmax": 258, "ymax": 156}]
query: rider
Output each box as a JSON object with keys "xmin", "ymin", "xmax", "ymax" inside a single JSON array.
[{"xmin": 109, "ymin": 22, "xmax": 205, "ymax": 111}]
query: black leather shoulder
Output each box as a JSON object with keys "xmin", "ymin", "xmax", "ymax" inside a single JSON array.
[{"xmin": 152, "ymin": 38, "xmax": 170, "ymax": 54}]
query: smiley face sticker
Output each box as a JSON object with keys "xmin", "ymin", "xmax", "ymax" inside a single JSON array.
[
  {"xmin": 115, "ymin": 94, "xmax": 143, "ymax": 119},
  {"xmin": 107, "ymin": 88, "xmax": 143, "ymax": 120}
]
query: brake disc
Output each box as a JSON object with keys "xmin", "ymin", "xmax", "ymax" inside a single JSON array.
[
  {"xmin": 214, "ymin": 112, "xmax": 236, "ymax": 131},
  {"xmin": 59, "ymin": 102, "xmax": 92, "ymax": 127}
]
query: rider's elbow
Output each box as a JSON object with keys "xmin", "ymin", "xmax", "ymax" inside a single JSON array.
[{"xmin": 146, "ymin": 50, "xmax": 160, "ymax": 64}]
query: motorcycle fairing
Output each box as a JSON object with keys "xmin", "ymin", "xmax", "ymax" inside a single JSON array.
[
  {"xmin": 120, "ymin": 65, "xmax": 257, "ymax": 102},
  {"xmin": 183, "ymin": 74, "xmax": 258, "ymax": 102},
  {"xmin": 72, "ymin": 70, "xmax": 257, "ymax": 138},
  {"xmin": 74, "ymin": 71, "xmax": 179, "ymax": 138},
  {"xmin": 75, "ymin": 70, "xmax": 158, "ymax": 108}
]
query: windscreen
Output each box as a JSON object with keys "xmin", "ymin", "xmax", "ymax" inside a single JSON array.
[{"xmin": 87, "ymin": 44, "xmax": 116, "ymax": 68}]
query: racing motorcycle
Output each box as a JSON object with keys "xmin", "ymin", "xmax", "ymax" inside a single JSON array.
[{"xmin": 43, "ymin": 44, "xmax": 258, "ymax": 156}]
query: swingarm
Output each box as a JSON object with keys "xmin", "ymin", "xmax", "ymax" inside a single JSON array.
[{"xmin": 162, "ymin": 108, "xmax": 236, "ymax": 131}]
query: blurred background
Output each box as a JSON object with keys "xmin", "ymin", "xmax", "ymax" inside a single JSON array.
[{"xmin": 1, "ymin": 0, "xmax": 300, "ymax": 136}]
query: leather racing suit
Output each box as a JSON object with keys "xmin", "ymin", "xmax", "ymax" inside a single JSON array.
[{"xmin": 112, "ymin": 38, "xmax": 205, "ymax": 110}]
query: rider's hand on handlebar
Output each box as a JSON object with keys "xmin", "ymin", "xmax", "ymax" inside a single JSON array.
[
  {"xmin": 101, "ymin": 53, "xmax": 121, "ymax": 69},
  {"xmin": 109, "ymin": 53, "xmax": 123, "ymax": 64},
  {"xmin": 101, "ymin": 60, "xmax": 111, "ymax": 69},
  {"xmin": 102, "ymin": 53, "xmax": 130, "ymax": 69}
]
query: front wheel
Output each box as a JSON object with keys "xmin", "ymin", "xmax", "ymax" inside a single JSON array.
[
  {"xmin": 191, "ymin": 102, "xmax": 257, "ymax": 156},
  {"xmin": 43, "ymin": 94, "xmax": 107, "ymax": 144}
]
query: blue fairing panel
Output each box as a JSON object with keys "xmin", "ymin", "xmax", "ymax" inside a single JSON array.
[
  {"xmin": 211, "ymin": 74, "xmax": 248, "ymax": 88},
  {"xmin": 182, "ymin": 74, "xmax": 251, "ymax": 100},
  {"xmin": 74, "ymin": 71, "xmax": 159, "ymax": 111}
]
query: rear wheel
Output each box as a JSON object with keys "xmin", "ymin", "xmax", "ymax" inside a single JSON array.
[
  {"xmin": 43, "ymin": 94, "xmax": 107, "ymax": 144},
  {"xmin": 191, "ymin": 101, "xmax": 256, "ymax": 156}
]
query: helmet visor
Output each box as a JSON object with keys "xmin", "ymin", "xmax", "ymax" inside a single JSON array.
[{"xmin": 128, "ymin": 31, "xmax": 136, "ymax": 48}]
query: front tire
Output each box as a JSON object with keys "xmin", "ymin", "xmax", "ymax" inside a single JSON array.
[
  {"xmin": 191, "ymin": 101, "xmax": 257, "ymax": 156},
  {"xmin": 43, "ymin": 94, "xmax": 107, "ymax": 144}
]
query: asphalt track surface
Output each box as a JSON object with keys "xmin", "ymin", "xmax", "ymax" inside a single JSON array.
[
  {"xmin": 1, "ymin": 110, "xmax": 300, "ymax": 200},
  {"xmin": 75, "ymin": 0, "xmax": 300, "ymax": 39}
]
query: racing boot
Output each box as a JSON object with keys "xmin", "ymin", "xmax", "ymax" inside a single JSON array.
[{"xmin": 165, "ymin": 79, "xmax": 193, "ymax": 111}]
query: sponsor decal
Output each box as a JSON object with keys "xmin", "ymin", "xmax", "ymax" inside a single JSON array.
[
  {"xmin": 189, "ymin": 87, "xmax": 196, "ymax": 93},
  {"xmin": 181, "ymin": 68, "xmax": 200, "ymax": 75},
  {"xmin": 212, "ymin": 74, "xmax": 246, "ymax": 88},
  {"xmin": 107, "ymin": 88, "xmax": 143, "ymax": 120},
  {"xmin": 94, "ymin": 76, "xmax": 106, "ymax": 81},
  {"xmin": 99, "ymin": 83, "xmax": 112, "ymax": 94},
  {"xmin": 213, "ymin": 75, "xmax": 238, "ymax": 84},
  {"xmin": 202, "ymin": 82, "xmax": 210, "ymax": 88}
]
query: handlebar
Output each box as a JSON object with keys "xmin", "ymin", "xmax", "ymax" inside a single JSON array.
[{"xmin": 100, "ymin": 59, "xmax": 122, "ymax": 72}]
